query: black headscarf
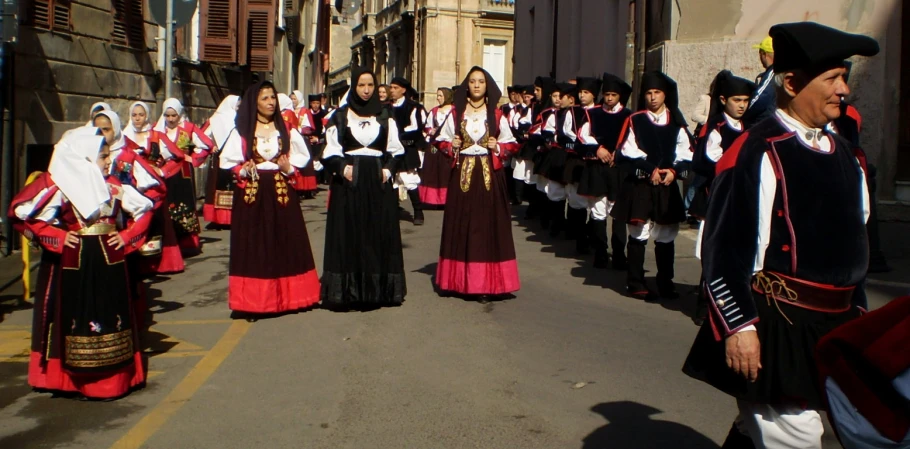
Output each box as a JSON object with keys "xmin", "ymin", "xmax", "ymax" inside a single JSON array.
[
  {"xmin": 601, "ymin": 72, "xmax": 633, "ymax": 106},
  {"xmin": 638, "ymin": 71, "xmax": 689, "ymax": 128},
  {"xmin": 236, "ymin": 80, "xmax": 290, "ymax": 159},
  {"xmin": 346, "ymin": 67, "xmax": 384, "ymax": 116},
  {"xmin": 533, "ymin": 76, "xmax": 557, "ymax": 115},
  {"xmin": 453, "ymin": 66, "xmax": 502, "ymax": 137},
  {"xmin": 707, "ymin": 70, "xmax": 757, "ymax": 119}
]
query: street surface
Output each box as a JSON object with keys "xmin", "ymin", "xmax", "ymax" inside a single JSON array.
[{"xmin": 1, "ymin": 197, "xmax": 904, "ymax": 449}]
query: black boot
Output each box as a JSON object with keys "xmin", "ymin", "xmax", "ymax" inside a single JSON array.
[
  {"xmin": 539, "ymin": 191, "xmax": 552, "ymax": 229},
  {"xmin": 549, "ymin": 200, "xmax": 566, "ymax": 238},
  {"xmin": 524, "ymin": 187, "xmax": 539, "ymax": 219},
  {"xmin": 627, "ymin": 238, "xmax": 657, "ymax": 300},
  {"xmin": 720, "ymin": 423, "xmax": 755, "ymax": 449},
  {"xmin": 591, "ymin": 219, "xmax": 609, "ymax": 269},
  {"xmin": 571, "ymin": 209, "xmax": 590, "ymax": 254},
  {"xmin": 514, "ymin": 180, "xmax": 524, "ymax": 206},
  {"xmin": 610, "ymin": 218, "xmax": 628, "ymax": 270},
  {"xmin": 655, "ymin": 241, "xmax": 679, "ymax": 299},
  {"xmin": 408, "ymin": 189, "xmax": 424, "ymax": 225},
  {"xmin": 693, "ymin": 275, "xmax": 709, "ymax": 326}
]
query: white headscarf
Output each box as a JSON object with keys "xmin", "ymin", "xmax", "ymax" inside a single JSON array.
[
  {"xmin": 121, "ymin": 101, "xmax": 153, "ymax": 144},
  {"xmin": 86, "ymin": 102, "xmax": 112, "ymax": 125},
  {"xmin": 92, "ymin": 110, "xmax": 124, "ymax": 144},
  {"xmin": 278, "ymin": 93, "xmax": 295, "ymax": 113},
  {"xmin": 48, "ymin": 133, "xmax": 110, "ymax": 220},
  {"xmin": 208, "ymin": 95, "xmax": 240, "ymax": 150},
  {"xmin": 153, "ymin": 98, "xmax": 185, "ymax": 133},
  {"xmin": 292, "ymin": 90, "xmax": 304, "ymax": 108}
]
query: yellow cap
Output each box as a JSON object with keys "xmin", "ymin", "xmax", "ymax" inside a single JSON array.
[{"xmin": 753, "ymin": 36, "xmax": 774, "ymax": 53}]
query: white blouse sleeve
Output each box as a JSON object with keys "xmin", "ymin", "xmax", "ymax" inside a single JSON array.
[
  {"xmin": 323, "ymin": 125, "xmax": 344, "ymax": 160},
  {"xmin": 705, "ymin": 129, "xmax": 725, "ymax": 162},
  {"xmin": 121, "ymin": 185, "xmax": 153, "ymax": 220},
  {"xmin": 674, "ymin": 128, "xmax": 694, "ymax": 163},
  {"xmin": 497, "ymin": 115, "xmax": 516, "ymax": 144},
  {"xmin": 132, "ymin": 163, "xmax": 160, "ymax": 192},
  {"xmin": 218, "ymin": 132, "xmax": 245, "ymax": 169},
  {"xmin": 438, "ymin": 113, "xmax": 456, "ymax": 142},
  {"xmin": 620, "ymin": 127, "xmax": 647, "ymax": 159},
  {"xmin": 288, "ymin": 129, "xmax": 312, "ymax": 168},
  {"xmin": 15, "ymin": 188, "xmax": 62, "ymax": 222},
  {"xmin": 386, "ymin": 118, "xmax": 405, "ymax": 156}
]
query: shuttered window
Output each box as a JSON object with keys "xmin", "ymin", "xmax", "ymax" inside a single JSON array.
[
  {"xmin": 29, "ymin": 0, "xmax": 71, "ymax": 32},
  {"xmin": 240, "ymin": 0, "xmax": 276, "ymax": 72},
  {"xmin": 200, "ymin": 0, "xmax": 238, "ymax": 63},
  {"xmin": 112, "ymin": 0, "xmax": 146, "ymax": 49}
]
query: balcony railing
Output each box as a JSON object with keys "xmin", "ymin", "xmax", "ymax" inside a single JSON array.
[{"xmin": 483, "ymin": 0, "xmax": 514, "ymax": 16}]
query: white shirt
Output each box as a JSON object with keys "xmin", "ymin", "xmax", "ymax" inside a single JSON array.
[
  {"xmin": 323, "ymin": 110, "xmax": 406, "ymax": 159},
  {"xmin": 391, "ymin": 97, "xmax": 426, "ymax": 133},
  {"xmin": 16, "ymin": 183, "xmax": 152, "ymax": 225},
  {"xmin": 704, "ymin": 113, "xmax": 744, "ymax": 163},
  {"xmin": 619, "ymin": 109, "xmax": 693, "ymax": 164},
  {"xmin": 219, "ymin": 128, "xmax": 311, "ymax": 173},
  {"xmin": 439, "ymin": 110, "xmax": 517, "ymax": 156},
  {"xmin": 564, "ymin": 107, "xmax": 598, "ymax": 145},
  {"xmin": 164, "ymin": 125, "xmax": 212, "ymax": 156}
]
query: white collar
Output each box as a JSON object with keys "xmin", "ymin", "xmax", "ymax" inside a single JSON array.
[
  {"xmin": 604, "ymin": 103, "xmax": 624, "ymax": 114},
  {"xmin": 646, "ymin": 108, "xmax": 669, "ymax": 124},
  {"xmin": 392, "ymin": 97, "xmax": 406, "ymax": 107},
  {"xmin": 774, "ymin": 109, "xmax": 832, "ymax": 152},
  {"xmin": 723, "ymin": 113, "xmax": 743, "ymax": 131}
]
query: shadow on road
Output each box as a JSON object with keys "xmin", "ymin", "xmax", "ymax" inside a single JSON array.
[
  {"xmin": 0, "ymin": 294, "xmax": 33, "ymax": 325},
  {"xmin": 582, "ymin": 401, "xmax": 720, "ymax": 449}
]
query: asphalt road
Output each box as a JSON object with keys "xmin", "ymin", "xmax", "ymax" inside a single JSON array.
[{"xmin": 1, "ymin": 196, "xmax": 900, "ymax": 449}]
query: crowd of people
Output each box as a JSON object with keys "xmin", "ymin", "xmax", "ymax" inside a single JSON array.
[{"xmin": 5, "ymin": 19, "xmax": 909, "ymax": 449}]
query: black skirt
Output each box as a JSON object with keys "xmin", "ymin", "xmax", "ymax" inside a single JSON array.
[
  {"xmin": 576, "ymin": 161, "xmax": 614, "ymax": 199},
  {"xmin": 166, "ymin": 166, "xmax": 201, "ymax": 238},
  {"xmin": 538, "ymin": 148, "xmax": 568, "ymax": 184},
  {"xmin": 562, "ymin": 153, "xmax": 585, "ymax": 185},
  {"xmin": 682, "ymin": 291, "xmax": 863, "ymax": 409},
  {"xmin": 321, "ymin": 156, "xmax": 406, "ymax": 305},
  {"xmin": 59, "ymin": 236, "xmax": 136, "ymax": 373},
  {"xmin": 688, "ymin": 185, "xmax": 709, "ymax": 220},
  {"xmin": 610, "ymin": 176, "xmax": 686, "ymax": 225}
]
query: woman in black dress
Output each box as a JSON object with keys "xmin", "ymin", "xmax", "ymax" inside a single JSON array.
[{"xmin": 320, "ymin": 68, "xmax": 407, "ymax": 308}]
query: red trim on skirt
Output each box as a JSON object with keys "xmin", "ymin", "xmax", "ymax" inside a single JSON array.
[
  {"xmin": 28, "ymin": 351, "xmax": 146, "ymax": 399},
  {"xmin": 203, "ymin": 204, "xmax": 233, "ymax": 225},
  {"xmin": 435, "ymin": 258, "xmax": 520, "ymax": 295},
  {"xmin": 419, "ymin": 185, "xmax": 448, "ymax": 206},
  {"xmin": 228, "ymin": 270, "xmax": 321, "ymax": 313},
  {"xmin": 139, "ymin": 244, "xmax": 185, "ymax": 275},
  {"xmin": 179, "ymin": 234, "xmax": 201, "ymax": 252},
  {"xmin": 299, "ymin": 175, "xmax": 318, "ymax": 192}
]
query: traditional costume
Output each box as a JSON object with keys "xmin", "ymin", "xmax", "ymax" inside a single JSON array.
[
  {"xmin": 581, "ymin": 73, "xmax": 633, "ymax": 269},
  {"xmin": 558, "ymin": 80, "xmax": 598, "ymax": 253},
  {"xmin": 611, "ymin": 72, "xmax": 693, "ymax": 301},
  {"xmin": 389, "ymin": 77, "xmax": 428, "ymax": 225},
  {"xmin": 301, "ymin": 94, "xmax": 328, "ymax": 184},
  {"xmin": 219, "ymin": 82, "xmax": 321, "ymax": 316},
  {"xmin": 201, "ymin": 95, "xmax": 240, "ymax": 226},
  {"xmin": 510, "ymin": 85, "xmax": 536, "ymax": 208},
  {"xmin": 420, "ymin": 89, "xmax": 455, "ymax": 207},
  {"xmin": 279, "ymin": 93, "xmax": 318, "ymax": 194},
  {"xmin": 435, "ymin": 67, "xmax": 520, "ymax": 297},
  {"xmin": 320, "ymin": 69, "xmax": 407, "ymax": 307},
  {"xmin": 86, "ymin": 102, "xmax": 111, "ymax": 126},
  {"xmin": 153, "ymin": 98, "xmax": 213, "ymax": 254},
  {"xmin": 10, "ymin": 133, "xmax": 151, "ymax": 399},
  {"xmin": 682, "ymin": 22, "xmax": 879, "ymax": 449}
]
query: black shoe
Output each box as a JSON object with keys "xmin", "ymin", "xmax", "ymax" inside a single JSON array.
[
  {"xmin": 413, "ymin": 209, "xmax": 425, "ymax": 226},
  {"xmin": 658, "ymin": 285, "xmax": 680, "ymax": 300},
  {"xmin": 629, "ymin": 289, "xmax": 660, "ymax": 302},
  {"xmin": 611, "ymin": 259, "xmax": 628, "ymax": 271},
  {"xmin": 592, "ymin": 258, "xmax": 608, "ymax": 269}
]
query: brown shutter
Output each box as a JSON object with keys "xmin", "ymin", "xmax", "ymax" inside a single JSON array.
[
  {"xmin": 30, "ymin": 0, "xmax": 70, "ymax": 31},
  {"xmin": 52, "ymin": 0, "xmax": 71, "ymax": 31},
  {"xmin": 239, "ymin": 0, "xmax": 276, "ymax": 72},
  {"xmin": 112, "ymin": 0, "xmax": 145, "ymax": 49},
  {"xmin": 200, "ymin": 0, "xmax": 238, "ymax": 63},
  {"xmin": 31, "ymin": 0, "xmax": 52, "ymax": 29}
]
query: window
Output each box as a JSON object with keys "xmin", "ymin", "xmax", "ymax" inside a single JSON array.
[
  {"xmin": 29, "ymin": 0, "xmax": 71, "ymax": 32},
  {"xmin": 482, "ymin": 39, "xmax": 508, "ymax": 94},
  {"xmin": 200, "ymin": 0, "xmax": 238, "ymax": 63},
  {"xmin": 112, "ymin": 0, "xmax": 146, "ymax": 49}
]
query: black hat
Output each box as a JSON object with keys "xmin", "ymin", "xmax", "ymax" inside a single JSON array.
[
  {"xmin": 557, "ymin": 82, "xmax": 578, "ymax": 102},
  {"xmin": 521, "ymin": 85, "xmax": 535, "ymax": 95},
  {"xmin": 451, "ymin": 85, "xmax": 460, "ymax": 91},
  {"xmin": 534, "ymin": 76, "xmax": 554, "ymax": 89},
  {"xmin": 307, "ymin": 94, "xmax": 320, "ymax": 102},
  {"xmin": 575, "ymin": 77, "xmax": 602, "ymax": 96},
  {"xmin": 507, "ymin": 85, "xmax": 518, "ymax": 95},
  {"xmin": 601, "ymin": 72, "xmax": 633, "ymax": 106},
  {"xmin": 390, "ymin": 77, "xmax": 411, "ymax": 89},
  {"xmin": 707, "ymin": 70, "xmax": 756, "ymax": 118},
  {"xmin": 638, "ymin": 71, "xmax": 688, "ymax": 128},
  {"xmin": 770, "ymin": 22, "xmax": 879, "ymax": 75}
]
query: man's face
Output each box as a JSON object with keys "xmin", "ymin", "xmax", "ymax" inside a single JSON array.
[
  {"xmin": 310, "ymin": 100, "xmax": 321, "ymax": 110},
  {"xmin": 760, "ymin": 50, "xmax": 774, "ymax": 69},
  {"xmin": 786, "ymin": 67, "xmax": 850, "ymax": 128},
  {"xmin": 602, "ymin": 92, "xmax": 621, "ymax": 109},
  {"xmin": 645, "ymin": 89, "xmax": 666, "ymax": 113},
  {"xmin": 522, "ymin": 93, "xmax": 534, "ymax": 105},
  {"xmin": 389, "ymin": 84, "xmax": 406, "ymax": 101},
  {"xmin": 721, "ymin": 95, "xmax": 751, "ymax": 120},
  {"xmin": 559, "ymin": 94, "xmax": 575, "ymax": 108},
  {"xmin": 534, "ymin": 86, "xmax": 543, "ymax": 101},
  {"xmin": 510, "ymin": 92, "xmax": 521, "ymax": 103},
  {"xmin": 550, "ymin": 91, "xmax": 561, "ymax": 106},
  {"xmin": 578, "ymin": 90, "xmax": 595, "ymax": 106}
]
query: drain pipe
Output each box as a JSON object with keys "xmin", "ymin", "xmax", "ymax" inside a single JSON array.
[
  {"xmin": 455, "ymin": 0, "xmax": 462, "ymax": 81},
  {"xmin": 631, "ymin": 0, "xmax": 646, "ymax": 109}
]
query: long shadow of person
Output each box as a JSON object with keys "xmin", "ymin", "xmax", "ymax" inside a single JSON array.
[{"xmin": 582, "ymin": 401, "xmax": 720, "ymax": 449}]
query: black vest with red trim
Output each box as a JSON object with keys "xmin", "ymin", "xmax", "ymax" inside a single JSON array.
[
  {"xmin": 629, "ymin": 112, "xmax": 682, "ymax": 169},
  {"xmin": 556, "ymin": 106, "xmax": 587, "ymax": 151},
  {"xmin": 693, "ymin": 114, "xmax": 744, "ymax": 178},
  {"xmin": 833, "ymin": 101, "xmax": 861, "ymax": 147},
  {"xmin": 588, "ymin": 106, "xmax": 632, "ymax": 153},
  {"xmin": 311, "ymin": 108, "xmax": 328, "ymax": 135},
  {"xmin": 762, "ymin": 120, "xmax": 868, "ymax": 287}
]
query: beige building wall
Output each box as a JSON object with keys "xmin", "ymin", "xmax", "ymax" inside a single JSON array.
[{"xmin": 648, "ymin": 0, "xmax": 903, "ymax": 200}]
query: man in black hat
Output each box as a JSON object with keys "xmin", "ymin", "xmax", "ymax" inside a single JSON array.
[
  {"xmin": 610, "ymin": 71, "xmax": 693, "ymax": 301},
  {"xmin": 302, "ymin": 93, "xmax": 329, "ymax": 184},
  {"xmin": 682, "ymin": 22, "xmax": 879, "ymax": 448},
  {"xmin": 559, "ymin": 79, "xmax": 600, "ymax": 254},
  {"xmin": 689, "ymin": 70, "xmax": 755, "ymax": 325},
  {"xmin": 582, "ymin": 73, "xmax": 633, "ymax": 270},
  {"xmin": 389, "ymin": 77, "xmax": 428, "ymax": 225}
]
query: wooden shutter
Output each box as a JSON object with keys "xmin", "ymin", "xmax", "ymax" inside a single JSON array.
[
  {"xmin": 112, "ymin": 0, "xmax": 146, "ymax": 49},
  {"xmin": 240, "ymin": 0, "xmax": 276, "ymax": 72},
  {"xmin": 30, "ymin": 0, "xmax": 70, "ymax": 31},
  {"xmin": 200, "ymin": 0, "xmax": 238, "ymax": 63}
]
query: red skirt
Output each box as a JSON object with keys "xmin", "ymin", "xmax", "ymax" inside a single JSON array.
[
  {"xmin": 203, "ymin": 155, "xmax": 234, "ymax": 226},
  {"xmin": 419, "ymin": 146, "xmax": 453, "ymax": 206},
  {"xmin": 139, "ymin": 205, "xmax": 185, "ymax": 275},
  {"xmin": 436, "ymin": 155, "xmax": 520, "ymax": 295},
  {"xmin": 228, "ymin": 171, "xmax": 321, "ymax": 314}
]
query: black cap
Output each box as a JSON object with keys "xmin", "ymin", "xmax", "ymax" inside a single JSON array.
[
  {"xmin": 557, "ymin": 82, "xmax": 578, "ymax": 102},
  {"xmin": 638, "ymin": 71, "xmax": 688, "ymax": 128},
  {"xmin": 507, "ymin": 85, "xmax": 518, "ymax": 95},
  {"xmin": 575, "ymin": 77, "xmax": 602, "ymax": 96},
  {"xmin": 390, "ymin": 77, "xmax": 411, "ymax": 89},
  {"xmin": 307, "ymin": 94, "xmax": 320, "ymax": 102},
  {"xmin": 521, "ymin": 85, "xmax": 535, "ymax": 95},
  {"xmin": 601, "ymin": 72, "xmax": 633, "ymax": 106},
  {"xmin": 708, "ymin": 70, "xmax": 756, "ymax": 118},
  {"xmin": 770, "ymin": 22, "xmax": 879, "ymax": 74}
]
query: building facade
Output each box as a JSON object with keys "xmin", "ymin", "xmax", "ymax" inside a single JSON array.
[
  {"xmin": 512, "ymin": 0, "xmax": 908, "ymax": 205},
  {"xmin": 351, "ymin": 0, "xmax": 515, "ymax": 105}
]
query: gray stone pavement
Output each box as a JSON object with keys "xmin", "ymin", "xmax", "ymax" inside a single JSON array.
[{"xmin": 0, "ymin": 198, "xmax": 906, "ymax": 449}]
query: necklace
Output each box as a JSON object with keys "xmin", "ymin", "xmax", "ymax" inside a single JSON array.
[
  {"xmin": 257, "ymin": 118, "xmax": 271, "ymax": 128},
  {"xmin": 468, "ymin": 98, "xmax": 486, "ymax": 110}
]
